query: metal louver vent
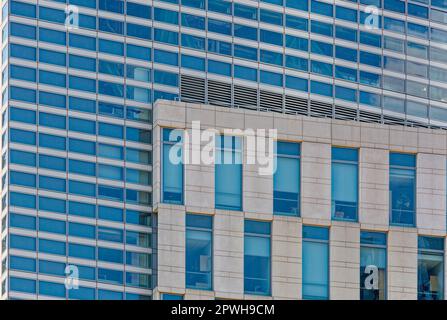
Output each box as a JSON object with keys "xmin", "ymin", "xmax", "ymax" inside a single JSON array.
[
  {"xmin": 180, "ymin": 75, "xmax": 206, "ymax": 103},
  {"xmin": 234, "ymin": 85, "xmax": 258, "ymax": 111},
  {"xmin": 310, "ymin": 100, "xmax": 333, "ymax": 118},
  {"xmin": 383, "ymin": 115, "xmax": 406, "ymax": 127},
  {"xmin": 334, "ymin": 105, "xmax": 357, "ymax": 121},
  {"xmin": 285, "ymin": 95, "xmax": 308, "ymax": 115},
  {"xmin": 358, "ymin": 110, "xmax": 382, "ymax": 123},
  {"xmin": 176, "ymin": 76, "xmax": 442, "ymax": 130},
  {"xmin": 260, "ymin": 90, "xmax": 283, "ymax": 113},
  {"xmin": 207, "ymin": 80, "xmax": 231, "ymax": 107}
]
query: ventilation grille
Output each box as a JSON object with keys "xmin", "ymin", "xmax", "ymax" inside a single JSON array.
[
  {"xmin": 334, "ymin": 105, "xmax": 357, "ymax": 121},
  {"xmin": 234, "ymin": 85, "xmax": 257, "ymax": 111},
  {"xmin": 285, "ymin": 95, "xmax": 308, "ymax": 115},
  {"xmin": 207, "ymin": 80, "xmax": 231, "ymax": 107},
  {"xmin": 383, "ymin": 115, "xmax": 406, "ymax": 127},
  {"xmin": 260, "ymin": 90, "xmax": 283, "ymax": 113},
  {"xmin": 310, "ymin": 100, "xmax": 333, "ymax": 118},
  {"xmin": 179, "ymin": 76, "xmax": 439, "ymax": 130},
  {"xmin": 358, "ymin": 110, "xmax": 382, "ymax": 123},
  {"xmin": 180, "ymin": 75, "xmax": 205, "ymax": 103}
]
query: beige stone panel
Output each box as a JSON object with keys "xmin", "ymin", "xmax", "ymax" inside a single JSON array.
[
  {"xmin": 271, "ymin": 217, "xmax": 301, "ymax": 299},
  {"xmin": 387, "ymin": 228, "xmax": 417, "ymax": 300},
  {"xmin": 213, "ymin": 210, "xmax": 244, "ymax": 299},
  {"xmin": 301, "ymin": 142, "xmax": 331, "ymax": 221},
  {"xmin": 359, "ymin": 148, "xmax": 389, "ymax": 227},
  {"xmin": 156, "ymin": 206, "xmax": 186, "ymax": 293},
  {"xmin": 330, "ymin": 222, "xmax": 360, "ymax": 300},
  {"xmin": 416, "ymin": 153, "xmax": 446, "ymax": 234}
]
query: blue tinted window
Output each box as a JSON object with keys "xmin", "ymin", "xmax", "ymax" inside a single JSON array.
[
  {"xmin": 99, "ymin": 39, "xmax": 123, "ymax": 55},
  {"xmin": 127, "ymin": 2, "xmax": 151, "ymax": 18},
  {"xmin": 311, "ymin": 81, "xmax": 333, "ymax": 97},
  {"xmin": 332, "ymin": 148, "xmax": 358, "ymax": 221},
  {"xmin": 154, "ymin": 7, "xmax": 178, "ymax": 24},
  {"xmin": 274, "ymin": 142, "xmax": 300, "ymax": 216},
  {"xmin": 69, "ymin": 117, "xmax": 96, "ymax": 135},
  {"xmin": 234, "ymin": 65, "xmax": 257, "ymax": 81},
  {"xmin": 208, "ymin": 39, "xmax": 232, "ymax": 55},
  {"xmin": 39, "ymin": 175, "xmax": 66, "ymax": 192},
  {"xmin": 390, "ymin": 153, "xmax": 416, "ymax": 226},
  {"xmin": 361, "ymin": 232, "xmax": 387, "ymax": 300},
  {"xmin": 70, "ymin": 34, "xmax": 96, "ymax": 51},
  {"xmin": 303, "ymin": 225, "xmax": 329, "ymax": 299},
  {"xmin": 10, "ymin": 213, "xmax": 36, "ymax": 230},
  {"xmin": 39, "ymin": 28, "xmax": 66, "ymax": 45},
  {"xmin": 39, "ymin": 133, "xmax": 66, "ymax": 150},
  {"xmin": 11, "ymin": 1, "xmax": 36, "ymax": 18},
  {"xmin": 10, "ymin": 128, "xmax": 36, "ymax": 145},
  {"xmin": 10, "ymin": 256, "xmax": 36, "ymax": 272},
  {"xmin": 11, "ymin": 23, "xmax": 36, "ymax": 40},
  {"xmin": 154, "ymin": 28, "xmax": 177, "ymax": 44},
  {"xmin": 418, "ymin": 236, "xmax": 444, "ymax": 300},
  {"xmin": 162, "ymin": 129, "xmax": 183, "ymax": 204},
  {"xmin": 69, "ymin": 201, "xmax": 96, "ymax": 218},
  {"xmin": 244, "ymin": 220, "xmax": 271, "ymax": 296},
  {"xmin": 127, "ymin": 44, "xmax": 150, "ymax": 61},
  {"xmin": 286, "ymin": 15, "xmax": 308, "ymax": 31},
  {"xmin": 10, "ymin": 171, "xmax": 36, "ymax": 188},
  {"xmin": 99, "ymin": 18, "xmax": 124, "ymax": 34},
  {"xmin": 311, "ymin": 20, "xmax": 333, "ymax": 36},
  {"xmin": 336, "ymin": 6, "xmax": 357, "ymax": 22},
  {"xmin": 260, "ymin": 30, "xmax": 283, "ymax": 46},
  {"xmin": 69, "ymin": 243, "xmax": 96, "ymax": 260},
  {"xmin": 186, "ymin": 214, "xmax": 213, "ymax": 290},
  {"xmin": 208, "ymin": 19, "xmax": 231, "ymax": 35},
  {"xmin": 40, "ymin": 49, "xmax": 66, "ymax": 66},
  {"xmin": 335, "ymin": 26, "xmax": 357, "ymax": 42},
  {"xmin": 182, "ymin": 13, "xmax": 205, "ymax": 29},
  {"xmin": 215, "ymin": 136, "xmax": 242, "ymax": 210},
  {"xmin": 260, "ymin": 70, "xmax": 283, "ymax": 86},
  {"xmin": 10, "ymin": 44, "xmax": 36, "ymax": 61},
  {"xmin": 234, "ymin": 3, "xmax": 257, "ymax": 20},
  {"xmin": 10, "ymin": 107, "xmax": 36, "ymax": 124},
  {"xmin": 39, "ymin": 238, "xmax": 66, "ymax": 255},
  {"xmin": 10, "ymin": 277, "xmax": 36, "ymax": 293},
  {"xmin": 311, "ymin": 0, "xmax": 333, "ymax": 16},
  {"xmin": 234, "ymin": 24, "xmax": 257, "ymax": 41}
]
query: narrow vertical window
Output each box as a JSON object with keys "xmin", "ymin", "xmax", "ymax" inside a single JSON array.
[
  {"xmin": 302, "ymin": 225, "xmax": 329, "ymax": 300},
  {"xmin": 185, "ymin": 214, "xmax": 213, "ymax": 290},
  {"xmin": 360, "ymin": 231, "xmax": 387, "ymax": 300},
  {"xmin": 274, "ymin": 141, "xmax": 300, "ymax": 216},
  {"xmin": 162, "ymin": 128, "xmax": 183, "ymax": 204},
  {"xmin": 418, "ymin": 236, "xmax": 444, "ymax": 300},
  {"xmin": 244, "ymin": 220, "xmax": 271, "ymax": 296},
  {"xmin": 215, "ymin": 135, "xmax": 242, "ymax": 210},
  {"xmin": 332, "ymin": 147, "xmax": 358, "ymax": 221},
  {"xmin": 389, "ymin": 153, "xmax": 416, "ymax": 226}
]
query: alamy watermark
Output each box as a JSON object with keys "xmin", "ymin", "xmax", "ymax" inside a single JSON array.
[{"xmin": 166, "ymin": 121, "xmax": 277, "ymax": 176}]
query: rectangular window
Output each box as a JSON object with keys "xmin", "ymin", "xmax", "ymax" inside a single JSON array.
[
  {"xmin": 162, "ymin": 128, "xmax": 183, "ymax": 204},
  {"xmin": 390, "ymin": 153, "xmax": 416, "ymax": 226},
  {"xmin": 302, "ymin": 226, "xmax": 329, "ymax": 300},
  {"xmin": 215, "ymin": 136, "xmax": 242, "ymax": 211},
  {"xmin": 332, "ymin": 147, "xmax": 358, "ymax": 221},
  {"xmin": 360, "ymin": 231, "xmax": 387, "ymax": 300},
  {"xmin": 418, "ymin": 236, "xmax": 444, "ymax": 300},
  {"xmin": 274, "ymin": 142, "xmax": 300, "ymax": 216},
  {"xmin": 244, "ymin": 220, "xmax": 271, "ymax": 296},
  {"xmin": 186, "ymin": 214, "xmax": 213, "ymax": 290}
]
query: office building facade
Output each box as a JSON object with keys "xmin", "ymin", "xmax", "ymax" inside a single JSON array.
[
  {"xmin": 1, "ymin": 0, "xmax": 447, "ymax": 300},
  {"xmin": 153, "ymin": 99, "xmax": 447, "ymax": 300}
]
